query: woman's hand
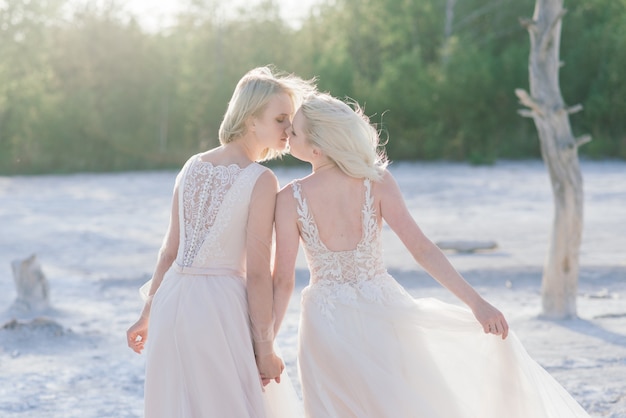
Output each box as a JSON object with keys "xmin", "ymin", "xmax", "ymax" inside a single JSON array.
[
  {"xmin": 472, "ymin": 300, "xmax": 509, "ymax": 340},
  {"xmin": 256, "ymin": 352, "xmax": 285, "ymax": 386},
  {"xmin": 127, "ymin": 316, "xmax": 149, "ymax": 354}
]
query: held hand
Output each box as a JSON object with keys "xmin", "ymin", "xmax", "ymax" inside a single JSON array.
[
  {"xmin": 126, "ymin": 316, "xmax": 149, "ymax": 354},
  {"xmin": 472, "ymin": 300, "xmax": 509, "ymax": 340},
  {"xmin": 256, "ymin": 352, "xmax": 284, "ymax": 386}
]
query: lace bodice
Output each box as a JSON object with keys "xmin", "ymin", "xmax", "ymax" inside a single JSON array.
[
  {"xmin": 175, "ymin": 155, "xmax": 267, "ymax": 274},
  {"xmin": 293, "ymin": 179, "xmax": 411, "ymax": 319}
]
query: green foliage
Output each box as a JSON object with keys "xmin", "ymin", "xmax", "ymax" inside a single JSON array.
[
  {"xmin": 307, "ymin": 0, "xmax": 540, "ymax": 163},
  {"xmin": 561, "ymin": 0, "xmax": 626, "ymax": 158},
  {"xmin": 0, "ymin": 0, "xmax": 623, "ymax": 174}
]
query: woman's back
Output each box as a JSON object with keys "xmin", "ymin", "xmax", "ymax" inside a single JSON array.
[
  {"xmin": 296, "ymin": 169, "xmax": 375, "ymax": 252},
  {"xmin": 292, "ymin": 171, "xmax": 398, "ymax": 303},
  {"xmin": 176, "ymin": 154, "xmax": 268, "ymax": 274}
]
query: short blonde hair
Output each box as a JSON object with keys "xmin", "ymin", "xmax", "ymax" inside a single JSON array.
[
  {"xmin": 299, "ymin": 93, "xmax": 388, "ymax": 181},
  {"xmin": 219, "ymin": 66, "xmax": 315, "ymax": 162}
]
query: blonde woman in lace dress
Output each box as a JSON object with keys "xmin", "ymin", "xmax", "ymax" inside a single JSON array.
[
  {"xmin": 126, "ymin": 67, "xmax": 311, "ymax": 418},
  {"xmin": 272, "ymin": 92, "xmax": 590, "ymax": 417}
]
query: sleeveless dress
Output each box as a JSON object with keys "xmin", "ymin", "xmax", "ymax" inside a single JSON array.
[
  {"xmin": 143, "ymin": 154, "xmax": 301, "ymax": 418},
  {"xmin": 292, "ymin": 179, "xmax": 590, "ymax": 418}
]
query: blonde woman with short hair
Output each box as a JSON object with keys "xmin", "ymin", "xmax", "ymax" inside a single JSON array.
[{"xmin": 127, "ymin": 66, "xmax": 312, "ymax": 418}]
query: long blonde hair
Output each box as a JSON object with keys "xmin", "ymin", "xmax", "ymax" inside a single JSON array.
[
  {"xmin": 219, "ymin": 66, "xmax": 315, "ymax": 161},
  {"xmin": 299, "ymin": 93, "xmax": 388, "ymax": 180}
]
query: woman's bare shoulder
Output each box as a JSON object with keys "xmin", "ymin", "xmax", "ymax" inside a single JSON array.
[
  {"xmin": 370, "ymin": 169, "xmax": 399, "ymax": 194},
  {"xmin": 277, "ymin": 179, "xmax": 300, "ymax": 199},
  {"xmin": 253, "ymin": 168, "xmax": 279, "ymax": 193}
]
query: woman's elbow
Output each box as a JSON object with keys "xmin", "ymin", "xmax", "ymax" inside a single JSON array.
[
  {"xmin": 273, "ymin": 271, "xmax": 295, "ymax": 293},
  {"xmin": 158, "ymin": 245, "xmax": 177, "ymax": 266}
]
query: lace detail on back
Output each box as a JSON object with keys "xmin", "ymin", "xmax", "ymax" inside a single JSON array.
[
  {"xmin": 181, "ymin": 159, "xmax": 244, "ymax": 267},
  {"xmin": 293, "ymin": 179, "xmax": 410, "ymax": 319}
]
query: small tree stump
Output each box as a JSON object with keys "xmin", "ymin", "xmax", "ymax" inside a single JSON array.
[{"xmin": 10, "ymin": 254, "xmax": 50, "ymax": 312}]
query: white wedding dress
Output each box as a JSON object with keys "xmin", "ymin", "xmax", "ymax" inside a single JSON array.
[
  {"xmin": 292, "ymin": 179, "xmax": 590, "ymax": 418},
  {"xmin": 143, "ymin": 154, "xmax": 301, "ymax": 418}
]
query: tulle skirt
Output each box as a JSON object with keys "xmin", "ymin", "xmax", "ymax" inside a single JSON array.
[
  {"xmin": 144, "ymin": 269, "xmax": 302, "ymax": 418},
  {"xmin": 298, "ymin": 279, "xmax": 590, "ymax": 418}
]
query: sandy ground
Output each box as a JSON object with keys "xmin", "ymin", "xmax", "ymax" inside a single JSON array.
[{"xmin": 0, "ymin": 159, "xmax": 624, "ymax": 417}]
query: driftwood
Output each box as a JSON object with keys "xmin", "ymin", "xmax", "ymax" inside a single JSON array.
[
  {"xmin": 436, "ymin": 240, "xmax": 498, "ymax": 253},
  {"xmin": 2, "ymin": 317, "xmax": 64, "ymax": 337},
  {"xmin": 517, "ymin": 0, "xmax": 588, "ymax": 319},
  {"xmin": 10, "ymin": 254, "xmax": 50, "ymax": 312}
]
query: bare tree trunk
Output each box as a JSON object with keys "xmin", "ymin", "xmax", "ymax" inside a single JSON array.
[
  {"xmin": 442, "ymin": 0, "xmax": 457, "ymax": 65},
  {"xmin": 516, "ymin": 0, "xmax": 590, "ymax": 319},
  {"xmin": 159, "ymin": 96, "xmax": 169, "ymax": 152},
  {"xmin": 445, "ymin": 0, "xmax": 457, "ymax": 40}
]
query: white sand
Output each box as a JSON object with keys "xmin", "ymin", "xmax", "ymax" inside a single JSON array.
[{"xmin": 0, "ymin": 160, "xmax": 624, "ymax": 417}]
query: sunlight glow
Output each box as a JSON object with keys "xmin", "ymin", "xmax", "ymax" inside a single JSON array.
[{"xmin": 117, "ymin": 0, "xmax": 318, "ymax": 31}]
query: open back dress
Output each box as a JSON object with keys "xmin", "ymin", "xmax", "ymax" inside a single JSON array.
[{"xmin": 292, "ymin": 178, "xmax": 589, "ymax": 418}]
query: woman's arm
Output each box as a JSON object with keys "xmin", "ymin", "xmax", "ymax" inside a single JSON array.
[
  {"xmin": 272, "ymin": 185, "xmax": 300, "ymax": 336},
  {"xmin": 379, "ymin": 170, "xmax": 508, "ymax": 339},
  {"xmin": 247, "ymin": 170, "xmax": 284, "ymax": 382},
  {"xmin": 126, "ymin": 185, "xmax": 180, "ymax": 353}
]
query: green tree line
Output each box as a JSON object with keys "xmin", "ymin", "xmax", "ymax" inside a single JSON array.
[{"xmin": 0, "ymin": 0, "xmax": 624, "ymax": 174}]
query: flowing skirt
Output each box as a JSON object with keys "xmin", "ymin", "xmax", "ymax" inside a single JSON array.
[
  {"xmin": 298, "ymin": 279, "xmax": 590, "ymax": 418},
  {"xmin": 144, "ymin": 269, "xmax": 302, "ymax": 418}
]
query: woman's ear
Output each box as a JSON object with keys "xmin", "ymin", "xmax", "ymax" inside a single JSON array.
[
  {"xmin": 245, "ymin": 116, "xmax": 256, "ymax": 132},
  {"xmin": 312, "ymin": 146, "xmax": 327, "ymax": 160}
]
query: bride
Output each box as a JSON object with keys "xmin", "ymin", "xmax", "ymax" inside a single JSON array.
[
  {"xmin": 126, "ymin": 67, "xmax": 311, "ymax": 418},
  {"xmin": 271, "ymin": 92, "xmax": 590, "ymax": 417}
]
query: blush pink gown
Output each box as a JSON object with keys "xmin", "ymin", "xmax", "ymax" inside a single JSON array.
[{"xmin": 142, "ymin": 155, "xmax": 302, "ymax": 418}]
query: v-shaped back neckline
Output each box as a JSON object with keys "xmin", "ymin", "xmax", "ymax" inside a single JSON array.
[{"xmin": 294, "ymin": 179, "xmax": 373, "ymax": 254}]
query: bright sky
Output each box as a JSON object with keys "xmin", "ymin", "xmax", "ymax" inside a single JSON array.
[{"xmin": 120, "ymin": 0, "xmax": 318, "ymax": 31}]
